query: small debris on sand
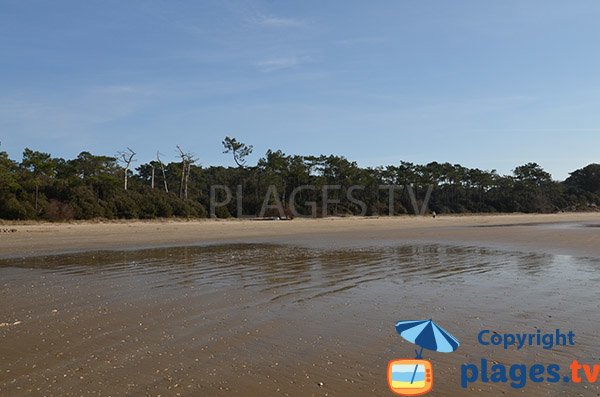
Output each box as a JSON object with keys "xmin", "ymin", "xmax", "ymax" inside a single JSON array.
[{"xmin": 0, "ymin": 321, "xmax": 22, "ymax": 328}]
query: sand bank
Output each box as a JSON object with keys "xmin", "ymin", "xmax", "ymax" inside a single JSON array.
[{"xmin": 1, "ymin": 213, "xmax": 600, "ymax": 258}]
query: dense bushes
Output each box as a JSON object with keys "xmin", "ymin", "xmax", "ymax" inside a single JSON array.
[{"xmin": 0, "ymin": 148, "xmax": 599, "ymax": 221}]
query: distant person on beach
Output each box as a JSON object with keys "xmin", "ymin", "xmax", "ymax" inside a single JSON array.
[{"xmin": 432, "ymin": 211, "xmax": 436, "ymax": 219}]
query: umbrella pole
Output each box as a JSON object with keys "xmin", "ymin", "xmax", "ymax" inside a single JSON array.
[
  {"xmin": 410, "ymin": 346, "xmax": 424, "ymax": 384},
  {"xmin": 414, "ymin": 347, "xmax": 423, "ymax": 359}
]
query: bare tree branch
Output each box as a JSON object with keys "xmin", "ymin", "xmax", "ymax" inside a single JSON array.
[
  {"xmin": 117, "ymin": 147, "xmax": 136, "ymax": 190},
  {"xmin": 176, "ymin": 146, "xmax": 197, "ymax": 199},
  {"xmin": 156, "ymin": 151, "xmax": 169, "ymax": 193}
]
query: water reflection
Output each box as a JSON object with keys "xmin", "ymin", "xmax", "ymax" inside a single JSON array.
[{"xmin": 1, "ymin": 244, "xmax": 593, "ymax": 301}]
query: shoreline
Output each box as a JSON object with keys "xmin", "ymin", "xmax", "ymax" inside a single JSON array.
[{"xmin": 1, "ymin": 212, "xmax": 600, "ymax": 259}]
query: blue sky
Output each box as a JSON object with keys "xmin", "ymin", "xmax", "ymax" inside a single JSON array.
[{"xmin": 1, "ymin": 0, "xmax": 600, "ymax": 180}]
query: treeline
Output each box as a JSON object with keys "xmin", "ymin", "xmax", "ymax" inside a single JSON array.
[{"xmin": 0, "ymin": 140, "xmax": 599, "ymax": 220}]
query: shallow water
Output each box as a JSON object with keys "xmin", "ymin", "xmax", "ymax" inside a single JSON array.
[{"xmin": 1, "ymin": 244, "xmax": 599, "ymax": 396}]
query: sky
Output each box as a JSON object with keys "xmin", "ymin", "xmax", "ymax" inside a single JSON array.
[{"xmin": 1, "ymin": 0, "xmax": 600, "ymax": 180}]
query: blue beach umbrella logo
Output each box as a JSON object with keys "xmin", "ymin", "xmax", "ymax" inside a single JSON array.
[{"xmin": 395, "ymin": 319, "xmax": 460, "ymax": 358}]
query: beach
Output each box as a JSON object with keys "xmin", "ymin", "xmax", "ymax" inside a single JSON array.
[
  {"xmin": 6, "ymin": 0, "xmax": 600, "ymax": 395},
  {"xmin": 0, "ymin": 213, "xmax": 600, "ymax": 257},
  {"xmin": 1, "ymin": 213, "xmax": 600, "ymax": 396},
  {"xmin": 1, "ymin": 212, "xmax": 600, "ymax": 258}
]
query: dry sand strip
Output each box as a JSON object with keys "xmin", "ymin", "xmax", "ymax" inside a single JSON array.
[{"xmin": 1, "ymin": 213, "xmax": 600, "ymax": 258}]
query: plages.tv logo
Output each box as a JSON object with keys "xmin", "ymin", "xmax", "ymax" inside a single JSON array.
[{"xmin": 388, "ymin": 319, "xmax": 460, "ymax": 396}]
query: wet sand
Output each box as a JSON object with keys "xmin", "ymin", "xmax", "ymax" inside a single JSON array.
[{"xmin": 1, "ymin": 214, "xmax": 600, "ymax": 396}]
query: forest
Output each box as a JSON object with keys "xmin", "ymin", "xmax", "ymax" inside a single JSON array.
[{"xmin": 0, "ymin": 137, "xmax": 599, "ymax": 221}]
